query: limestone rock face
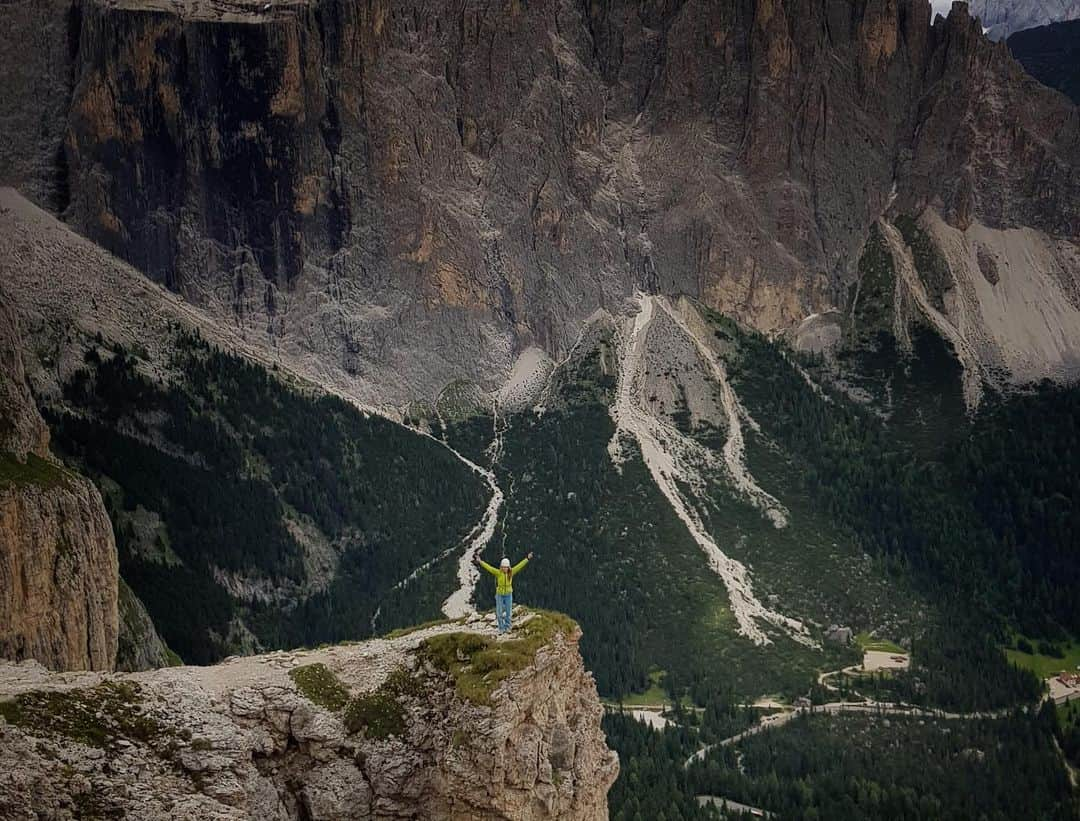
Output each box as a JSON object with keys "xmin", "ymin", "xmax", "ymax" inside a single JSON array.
[
  {"xmin": 0, "ymin": 618, "xmax": 618, "ymax": 820},
  {"xmin": 1, "ymin": 0, "xmax": 1076, "ymax": 404},
  {"xmin": 0, "ymin": 467, "xmax": 119, "ymax": 672},
  {"xmin": 0, "ymin": 298, "xmax": 119, "ymax": 672}
]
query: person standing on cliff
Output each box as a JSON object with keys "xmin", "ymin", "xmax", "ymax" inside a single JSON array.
[{"xmin": 473, "ymin": 553, "xmax": 533, "ymax": 634}]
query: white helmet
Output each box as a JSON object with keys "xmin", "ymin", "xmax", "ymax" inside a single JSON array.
[{"xmin": 500, "ymin": 558, "xmax": 511, "ymax": 569}]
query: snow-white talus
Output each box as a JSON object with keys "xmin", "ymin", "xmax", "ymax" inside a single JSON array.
[{"xmin": 607, "ymin": 293, "xmax": 813, "ymax": 646}]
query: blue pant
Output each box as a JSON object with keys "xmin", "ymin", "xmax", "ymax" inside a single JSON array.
[{"xmin": 496, "ymin": 593, "xmax": 513, "ymax": 633}]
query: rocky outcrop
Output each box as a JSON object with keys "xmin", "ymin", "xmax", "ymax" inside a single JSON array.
[
  {"xmin": 968, "ymin": 0, "xmax": 1080, "ymax": 39},
  {"xmin": 904, "ymin": 4, "xmax": 1080, "ymax": 240},
  {"xmin": 0, "ymin": 297, "xmax": 119, "ymax": 672},
  {"xmin": 0, "ymin": 613, "xmax": 618, "ymax": 820},
  {"xmin": 0, "ymin": 1, "xmax": 1076, "ymax": 404}
]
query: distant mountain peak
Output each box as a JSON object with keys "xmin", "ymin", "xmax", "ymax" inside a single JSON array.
[{"xmin": 968, "ymin": 0, "xmax": 1080, "ymax": 39}]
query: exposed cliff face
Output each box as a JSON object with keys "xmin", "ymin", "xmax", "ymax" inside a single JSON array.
[
  {"xmin": 0, "ymin": 613, "xmax": 617, "ymax": 820},
  {"xmin": 0, "ymin": 299, "xmax": 119, "ymax": 672},
  {"xmin": 905, "ymin": 4, "xmax": 1080, "ymax": 238},
  {"xmin": 1, "ymin": 0, "xmax": 1076, "ymax": 404},
  {"xmin": 0, "ymin": 303, "xmax": 49, "ymax": 462}
]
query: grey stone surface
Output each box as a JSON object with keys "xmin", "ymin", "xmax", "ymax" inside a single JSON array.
[
  {"xmin": 0, "ymin": 619, "xmax": 617, "ymax": 820},
  {"xmin": 0, "ymin": 0, "xmax": 1075, "ymax": 405}
]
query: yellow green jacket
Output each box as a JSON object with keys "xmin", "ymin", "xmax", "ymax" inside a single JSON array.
[{"xmin": 478, "ymin": 558, "xmax": 529, "ymax": 595}]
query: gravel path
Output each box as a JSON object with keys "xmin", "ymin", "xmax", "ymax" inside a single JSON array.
[{"xmin": 0, "ymin": 611, "xmax": 508, "ymax": 701}]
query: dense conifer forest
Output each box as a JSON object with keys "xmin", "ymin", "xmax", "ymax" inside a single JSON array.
[
  {"xmin": 606, "ymin": 705, "xmax": 1080, "ymax": 820},
  {"xmin": 48, "ymin": 332, "xmax": 486, "ymax": 662}
]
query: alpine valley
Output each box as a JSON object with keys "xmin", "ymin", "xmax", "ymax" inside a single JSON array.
[{"xmin": 1, "ymin": 1, "xmax": 1079, "ymax": 819}]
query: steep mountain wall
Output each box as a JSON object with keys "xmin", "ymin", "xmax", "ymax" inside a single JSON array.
[
  {"xmin": 0, "ymin": 188, "xmax": 493, "ymax": 666},
  {"xmin": 0, "ymin": 614, "xmax": 618, "ymax": 820},
  {"xmin": 0, "ymin": 299, "xmax": 118, "ymax": 672},
  {"xmin": 0, "ymin": 0, "xmax": 1076, "ymax": 405},
  {"xmin": 906, "ymin": 4, "xmax": 1080, "ymax": 237}
]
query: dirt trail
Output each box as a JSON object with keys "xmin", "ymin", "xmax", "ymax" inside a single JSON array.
[
  {"xmin": 0, "ymin": 610, "xmax": 506, "ymax": 702},
  {"xmin": 684, "ymin": 697, "xmax": 1016, "ymax": 769},
  {"xmin": 607, "ymin": 293, "xmax": 811, "ymax": 647}
]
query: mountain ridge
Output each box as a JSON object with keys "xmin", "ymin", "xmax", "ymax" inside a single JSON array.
[
  {"xmin": 1, "ymin": 0, "xmax": 1077, "ymax": 405},
  {"xmin": 968, "ymin": 0, "xmax": 1080, "ymax": 39}
]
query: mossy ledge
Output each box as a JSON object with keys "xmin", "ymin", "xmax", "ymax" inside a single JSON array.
[
  {"xmin": 288, "ymin": 663, "xmax": 350, "ymax": 712},
  {"xmin": 417, "ymin": 609, "xmax": 578, "ymax": 706},
  {"xmin": 0, "ymin": 681, "xmax": 180, "ymax": 749},
  {"xmin": 289, "ymin": 662, "xmax": 425, "ymax": 741},
  {"xmin": 0, "ymin": 452, "xmax": 75, "ymax": 490}
]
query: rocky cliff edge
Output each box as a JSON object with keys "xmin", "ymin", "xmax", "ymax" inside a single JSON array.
[
  {"xmin": 0, "ymin": 297, "xmax": 118, "ymax": 673},
  {"xmin": 0, "ymin": 609, "xmax": 618, "ymax": 820}
]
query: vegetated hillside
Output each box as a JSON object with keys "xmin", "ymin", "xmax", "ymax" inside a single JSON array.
[
  {"xmin": 691, "ymin": 710, "xmax": 1079, "ymax": 820},
  {"xmin": 48, "ymin": 332, "xmax": 487, "ymax": 664},
  {"xmin": 1, "ymin": 0, "xmax": 1077, "ymax": 404},
  {"xmin": 1009, "ymin": 18, "xmax": 1080, "ymax": 102},
  {"xmin": 484, "ymin": 338, "xmax": 857, "ymax": 700},
  {"xmin": 465, "ymin": 272, "xmax": 1074, "ymax": 713}
]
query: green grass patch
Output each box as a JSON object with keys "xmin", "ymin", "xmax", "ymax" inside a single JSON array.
[
  {"xmin": 0, "ymin": 681, "xmax": 176, "ymax": 748},
  {"xmin": 0, "ymin": 452, "xmax": 73, "ymax": 489},
  {"xmin": 617, "ymin": 668, "xmax": 670, "ymax": 707},
  {"xmin": 289, "ymin": 663, "xmax": 350, "ymax": 711},
  {"xmin": 1005, "ymin": 636, "xmax": 1080, "ymax": 679},
  {"xmin": 342, "ymin": 666, "xmax": 424, "ymax": 740},
  {"xmin": 344, "ymin": 691, "xmax": 406, "ymax": 739},
  {"xmin": 418, "ymin": 609, "xmax": 577, "ymax": 705},
  {"xmin": 855, "ymin": 632, "xmax": 906, "ymax": 654}
]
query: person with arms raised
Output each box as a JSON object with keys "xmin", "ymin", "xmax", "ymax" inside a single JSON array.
[{"xmin": 474, "ymin": 552, "xmax": 533, "ymax": 634}]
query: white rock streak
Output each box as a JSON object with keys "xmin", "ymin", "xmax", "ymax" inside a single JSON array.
[
  {"xmin": 440, "ymin": 406, "xmax": 505, "ymax": 619},
  {"xmin": 655, "ymin": 298, "xmax": 789, "ymax": 528},
  {"xmin": 608, "ymin": 293, "xmax": 812, "ymax": 646},
  {"xmin": 879, "ymin": 219, "xmax": 991, "ymax": 409}
]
